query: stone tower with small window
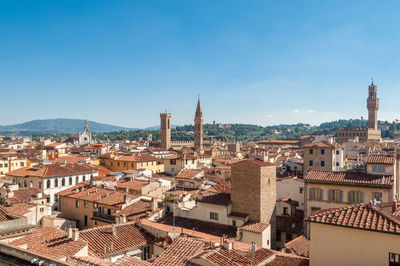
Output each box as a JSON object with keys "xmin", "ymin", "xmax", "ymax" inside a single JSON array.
[
  {"xmin": 231, "ymin": 159, "xmax": 276, "ymax": 244},
  {"xmin": 194, "ymin": 97, "xmax": 203, "ymax": 151},
  {"xmin": 160, "ymin": 113, "xmax": 171, "ymax": 149},
  {"xmin": 367, "ymin": 81, "xmax": 379, "ymax": 130}
]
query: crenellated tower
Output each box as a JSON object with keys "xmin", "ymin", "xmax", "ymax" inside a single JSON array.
[{"xmin": 367, "ymin": 80, "xmax": 379, "ymax": 130}]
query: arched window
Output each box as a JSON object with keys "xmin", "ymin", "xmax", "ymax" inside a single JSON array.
[
  {"xmin": 76, "ymin": 176, "xmax": 79, "ymax": 184},
  {"xmin": 54, "ymin": 179, "xmax": 58, "ymax": 187},
  {"xmin": 69, "ymin": 177, "xmax": 72, "ymax": 185},
  {"xmin": 47, "ymin": 180, "xmax": 51, "ymax": 189},
  {"xmin": 62, "ymin": 178, "xmax": 65, "ymax": 186}
]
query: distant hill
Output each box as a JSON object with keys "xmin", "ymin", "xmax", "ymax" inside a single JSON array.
[{"xmin": 0, "ymin": 119, "xmax": 135, "ymax": 134}]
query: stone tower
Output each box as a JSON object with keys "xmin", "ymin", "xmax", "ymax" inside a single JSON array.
[
  {"xmin": 160, "ymin": 112, "xmax": 171, "ymax": 149},
  {"xmin": 84, "ymin": 119, "xmax": 89, "ymax": 132},
  {"xmin": 367, "ymin": 81, "xmax": 379, "ymax": 130},
  {"xmin": 194, "ymin": 97, "xmax": 203, "ymax": 151},
  {"xmin": 231, "ymin": 159, "xmax": 276, "ymax": 240}
]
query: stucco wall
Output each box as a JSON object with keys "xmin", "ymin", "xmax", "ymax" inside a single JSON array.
[{"xmin": 310, "ymin": 222, "xmax": 400, "ymax": 266}]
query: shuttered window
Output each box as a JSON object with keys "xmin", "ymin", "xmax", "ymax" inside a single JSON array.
[
  {"xmin": 348, "ymin": 191, "xmax": 363, "ymax": 203},
  {"xmin": 328, "ymin": 189, "xmax": 343, "ymax": 202},
  {"xmin": 309, "ymin": 188, "xmax": 323, "ymax": 200}
]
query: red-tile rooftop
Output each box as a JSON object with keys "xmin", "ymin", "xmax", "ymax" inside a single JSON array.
[
  {"xmin": 6, "ymin": 163, "xmax": 96, "ymax": 178},
  {"xmin": 305, "ymin": 170, "xmax": 393, "ymax": 187},
  {"xmin": 365, "ymin": 155, "xmax": 395, "ymax": 164},
  {"xmin": 239, "ymin": 222, "xmax": 270, "ymax": 233},
  {"xmin": 79, "ymin": 222, "xmax": 154, "ymax": 258},
  {"xmin": 8, "ymin": 226, "xmax": 87, "ymax": 260},
  {"xmin": 285, "ymin": 235, "xmax": 310, "ymax": 257},
  {"xmin": 306, "ymin": 203, "xmax": 400, "ymax": 234}
]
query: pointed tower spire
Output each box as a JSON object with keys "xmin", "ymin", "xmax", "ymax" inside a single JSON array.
[
  {"xmin": 194, "ymin": 96, "xmax": 203, "ymax": 151},
  {"xmin": 84, "ymin": 119, "xmax": 89, "ymax": 132},
  {"xmin": 195, "ymin": 95, "xmax": 202, "ymax": 118}
]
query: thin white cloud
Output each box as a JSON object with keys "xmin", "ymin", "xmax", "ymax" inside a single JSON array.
[
  {"xmin": 293, "ymin": 109, "xmax": 300, "ymax": 113},
  {"xmin": 307, "ymin": 109, "xmax": 315, "ymax": 113}
]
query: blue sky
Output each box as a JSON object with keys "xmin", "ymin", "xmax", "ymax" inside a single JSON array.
[{"xmin": 1, "ymin": 0, "xmax": 400, "ymax": 128}]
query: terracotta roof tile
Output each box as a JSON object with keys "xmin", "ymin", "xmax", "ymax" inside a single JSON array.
[
  {"xmin": 6, "ymin": 202, "xmax": 36, "ymax": 216},
  {"xmin": 79, "ymin": 222, "xmax": 153, "ymax": 257},
  {"xmin": 153, "ymin": 236, "xmax": 204, "ymax": 266},
  {"xmin": 176, "ymin": 169, "xmax": 203, "ymax": 180},
  {"xmin": 306, "ymin": 203, "xmax": 400, "ymax": 234},
  {"xmin": 365, "ymin": 155, "xmax": 395, "ymax": 164},
  {"xmin": 239, "ymin": 222, "xmax": 270, "ymax": 233},
  {"xmin": 6, "ymin": 163, "xmax": 96, "ymax": 178},
  {"xmin": 305, "ymin": 170, "xmax": 393, "ymax": 187},
  {"xmin": 285, "ymin": 235, "xmax": 310, "ymax": 257},
  {"xmin": 9, "ymin": 226, "xmax": 87, "ymax": 260},
  {"xmin": 114, "ymin": 256, "xmax": 152, "ymax": 266},
  {"xmin": 67, "ymin": 256, "xmax": 113, "ymax": 266}
]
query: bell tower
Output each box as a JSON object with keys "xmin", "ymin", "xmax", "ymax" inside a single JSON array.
[
  {"xmin": 160, "ymin": 112, "xmax": 171, "ymax": 149},
  {"xmin": 194, "ymin": 97, "xmax": 203, "ymax": 151},
  {"xmin": 367, "ymin": 80, "xmax": 379, "ymax": 130}
]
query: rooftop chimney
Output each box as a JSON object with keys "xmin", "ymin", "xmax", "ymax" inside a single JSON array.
[
  {"xmin": 72, "ymin": 228, "xmax": 79, "ymax": 241},
  {"xmin": 393, "ymin": 199, "xmax": 398, "ymax": 213},
  {"xmin": 67, "ymin": 227, "xmax": 73, "ymax": 239},
  {"xmin": 112, "ymin": 224, "xmax": 116, "ymax": 236},
  {"xmin": 124, "ymin": 193, "xmax": 131, "ymax": 204},
  {"xmin": 151, "ymin": 198, "xmax": 158, "ymax": 212}
]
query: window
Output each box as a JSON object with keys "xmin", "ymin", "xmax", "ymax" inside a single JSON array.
[
  {"xmin": 372, "ymin": 164, "xmax": 385, "ymax": 173},
  {"xmin": 336, "ymin": 162, "xmax": 339, "ymax": 167},
  {"xmin": 372, "ymin": 192, "xmax": 383, "ymax": 202},
  {"xmin": 131, "ymin": 163, "xmax": 134, "ymax": 167},
  {"xmin": 24, "ymin": 181, "xmax": 27, "ymax": 187},
  {"xmin": 118, "ymin": 162, "xmax": 120, "ymax": 166},
  {"xmin": 76, "ymin": 200, "xmax": 79, "ymax": 208},
  {"xmin": 299, "ymin": 187, "xmax": 303, "ymax": 194},
  {"xmin": 69, "ymin": 177, "xmax": 72, "ymax": 185},
  {"xmin": 54, "ymin": 179, "xmax": 58, "ymax": 187},
  {"xmin": 321, "ymin": 149, "xmax": 325, "ymax": 155},
  {"xmin": 283, "ymin": 207, "xmax": 288, "ymax": 215},
  {"xmin": 309, "ymin": 188, "xmax": 323, "ymax": 200},
  {"xmin": 321, "ymin": 161, "xmax": 325, "ymax": 167},
  {"xmin": 40, "ymin": 208, "xmax": 44, "ymax": 212},
  {"xmin": 76, "ymin": 176, "xmax": 79, "ymax": 183},
  {"xmin": 210, "ymin": 212, "xmax": 219, "ymax": 220},
  {"xmin": 276, "ymin": 231, "xmax": 281, "ymax": 241},
  {"xmin": 107, "ymin": 208, "xmax": 112, "ymax": 215},
  {"xmin": 170, "ymin": 159, "xmax": 176, "ymax": 165},
  {"xmin": 83, "ymin": 175, "xmax": 86, "ymax": 181},
  {"xmin": 309, "ymin": 149, "xmax": 313, "ymax": 154},
  {"xmin": 336, "ymin": 150, "xmax": 340, "ymax": 155},
  {"xmin": 348, "ymin": 191, "xmax": 363, "ymax": 203},
  {"xmin": 389, "ymin": 252, "xmax": 400, "ymax": 266},
  {"xmin": 47, "ymin": 180, "xmax": 51, "ymax": 189},
  {"xmin": 20, "ymin": 162, "xmax": 24, "ymax": 167},
  {"xmin": 54, "ymin": 194, "xmax": 58, "ymax": 202},
  {"xmin": 328, "ymin": 189, "xmax": 343, "ymax": 202},
  {"xmin": 62, "ymin": 178, "xmax": 65, "ymax": 186},
  {"xmin": 123, "ymin": 162, "xmax": 126, "ymax": 167},
  {"xmin": 39, "ymin": 182, "xmax": 42, "ymax": 189},
  {"xmin": 84, "ymin": 215, "xmax": 88, "ymax": 226},
  {"xmin": 232, "ymin": 220, "xmax": 236, "ymax": 226},
  {"xmin": 309, "ymin": 160, "xmax": 313, "ymax": 166},
  {"xmin": 93, "ymin": 202, "xmax": 98, "ymax": 208},
  {"xmin": 4, "ymin": 163, "xmax": 7, "ymax": 167}
]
